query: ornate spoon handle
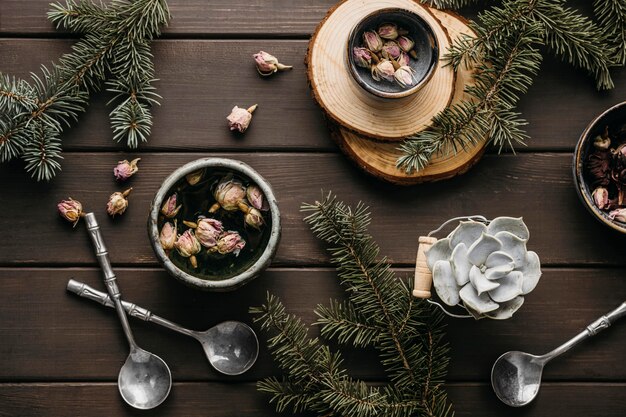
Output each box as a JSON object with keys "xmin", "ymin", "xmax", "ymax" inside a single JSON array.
[{"xmin": 84, "ymin": 213, "xmax": 137, "ymax": 349}]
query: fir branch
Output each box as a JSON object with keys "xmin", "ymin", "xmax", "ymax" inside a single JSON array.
[
  {"xmin": 593, "ymin": 0, "xmax": 626, "ymax": 66},
  {"xmin": 421, "ymin": 0, "xmax": 483, "ymax": 10},
  {"xmin": 315, "ymin": 299, "xmax": 384, "ymax": 347},
  {"xmin": 48, "ymin": 0, "xmax": 114, "ymax": 33}
]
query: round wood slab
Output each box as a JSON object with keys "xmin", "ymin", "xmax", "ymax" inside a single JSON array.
[
  {"xmin": 307, "ymin": 0, "xmax": 455, "ymax": 141},
  {"xmin": 335, "ymin": 10, "xmax": 488, "ymax": 185}
]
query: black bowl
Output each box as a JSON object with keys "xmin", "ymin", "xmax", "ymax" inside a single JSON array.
[
  {"xmin": 573, "ymin": 101, "xmax": 626, "ymax": 234},
  {"xmin": 347, "ymin": 8, "xmax": 439, "ymax": 99}
]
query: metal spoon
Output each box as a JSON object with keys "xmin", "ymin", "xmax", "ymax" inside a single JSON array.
[
  {"xmin": 67, "ymin": 279, "xmax": 259, "ymax": 376},
  {"xmin": 491, "ymin": 301, "xmax": 626, "ymax": 407},
  {"xmin": 84, "ymin": 213, "xmax": 172, "ymax": 409}
]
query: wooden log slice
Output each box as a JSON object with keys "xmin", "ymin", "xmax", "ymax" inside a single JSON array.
[
  {"xmin": 307, "ymin": 0, "xmax": 455, "ymax": 141},
  {"xmin": 335, "ymin": 10, "xmax": 488, "ymax": 185}
]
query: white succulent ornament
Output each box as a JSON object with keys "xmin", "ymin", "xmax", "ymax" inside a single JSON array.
[{"xmin": 426, "ymin": 217, "xmax": 541, "ymax": 320}]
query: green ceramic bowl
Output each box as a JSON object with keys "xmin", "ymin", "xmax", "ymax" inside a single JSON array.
[{"xmin": 148, "ymin": 158, "xmax": 281, "ymax": 291}]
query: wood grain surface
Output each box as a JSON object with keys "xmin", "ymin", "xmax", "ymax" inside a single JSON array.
[{"xmin": 1, "ymin": 0, "xmax": 625, "ymax": 416}]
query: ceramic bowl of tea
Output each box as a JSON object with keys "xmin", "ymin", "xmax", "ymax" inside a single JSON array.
[
  {"xmin": 347, "ymin": 8, "xmax": 439, "ymax": 99},
  {"xmin": 148, "ymin": 158, "xmax": 281, "ymax": 291},
  {"xmin": 573, "ymin": 101, "xmax": 626, "ymax": 234}
]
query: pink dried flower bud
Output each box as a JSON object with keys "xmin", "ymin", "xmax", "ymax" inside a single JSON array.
[
  {"xmin": 196, "ymin": 217, "xmax": 224, "ymax": 248},
  {"xmin": 210, "ymin": 178, "xmax": 247, "ymax": 212},
  {"xmin": 253, "ymin": 51, "xmax": 292, "ymax": 76},
  {"xmin": 378, "ymin": 23, "xmax": 398, "ymax": 40},
  {"xmin": 227, "ymin": 104, "xmax": 258, "ymax": 133},
  {"xmin": 246, "ymin": 184, "xmax": 268, "ymax": 211},
  {"xmin": 397, "ymin": 36, "xmax": 415, "ymax": 52},
  {"xmin": 175, "ymin": 229, "xmax": 201, "ymax": 268},
  {"xmin": 106, "ymin": 188, "xmax": 132, "ymax": 217},
  {"xmin": 394, "ymin": 65, "xmax": 416, "ymax": 88},
  {"xmin": 362, "ymin": 30, "xmax": 383, "ymax": 52},
  {"xmin": 396, "ymin": 51, "xmax": 410, "ymax": 67},
  {"xmin": 353, "ymin": 47, "xmax": 372, "ymax": 68},
  {"xmin": 592, "ymin": 187, "xmax": 609, "ymax": 210},
  {"xmin": 609, "ymin": 208, "xmax": 626, "ymax": 223},
  {"xmin": 113, "ymin": 158, "xmax": 140, "ymax": 181},
  {"xmin": 160, "ymin": 220, "xmax": 177, "ymax": 252},
  {"xmin": 212, "ymin": 231, "xmax": 246, "ymax": 256},
  {"xmin": 245, "ymin": 207, "xmax": 265, "ymax": 230},
  {"xmin": 381, "ymin": 41, "xmax": 401, "ymax": 60},
  {"xmin": 161, "ymin": 193, "xmax": 182, "ymax": 218},
  {"xmin": 186, "ymin": 170, "xmax": 203, "ymax": 186},
  {"xmin": 371, "ymin": 60, "xmax": 395, "ymax": 82},
  {"xmin": 57, "ymin": 198, "xmax": 84, "ymax": 226}
]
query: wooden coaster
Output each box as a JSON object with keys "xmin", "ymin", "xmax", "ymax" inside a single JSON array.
[
  {"xmin": 307, "ymin": 0, "xmax": 455, "ymax": 141},
  {"xmin": 335, "ymin": 10, "xmax": 488, "ymax": 185}
]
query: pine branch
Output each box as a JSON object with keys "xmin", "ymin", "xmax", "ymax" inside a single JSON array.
[
  {"xmin": 593, "ymin": 0, "xmax": 626, "ymax": 66},
  {"xmin": 315, "ymin": 299, "xmax": 384, "ymax": 347},
  {"xmin": 48, "ymin": 0, "xmax": 114, "ymax": 33},
  {"xmin": 421, "ymin": 0, "xmax": 483, "ymax": 10}
]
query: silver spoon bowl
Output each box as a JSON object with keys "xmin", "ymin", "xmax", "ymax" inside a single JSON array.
[
  {"xmin": 491, "ymin": 301, "xmax": 626, "ymax": 407},
  {"xmin": 67, "ymin": 279, "xmax": 259, "ymax": 375},
  {"xmin": 84, "ymin": 213, "xmax": 172, "ymax": 409}
]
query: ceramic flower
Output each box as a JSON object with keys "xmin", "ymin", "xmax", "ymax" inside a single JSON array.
[{"xmin": 426, "ymin": 217, "xmax": 542, "ymax": 320}]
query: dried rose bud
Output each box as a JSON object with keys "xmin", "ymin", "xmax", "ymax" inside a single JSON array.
[
  {"xmin": 186, "ymin": 170, "xmax": 203, "ymax": 186},
  {"xmin": 246, "ymin": 184, "xmax": 269, "ymax": 211},
  {"xmin": 394, "ymin": 65, "xmax": 416, "ymax": 88},
  {"xmin": 212, "ymin": 231, "xmax": 246, "ymax": 256},
  {"xmin": 592, "ymin": 187, "xmax": 609, "ymax": 210},
  {"xmin": 381, "ymin": 41, "xmax": 401, "ymax": 60},
  {"xmin": 196, "ymin": 217, "xmax": 224, "ymax": 248},
  {"xmin": 614, "ymin": 143, "xmax": 626, "ymax": 163},
  {"xmin": 107, "ymin": 188, "xmax": 132, "ymax": 217},
  {"xmin": 227, "ymin": 104, "xmax": 258, "ymax": 133},
  {"xmin": 587, "ymin": 150, "xmax": 612, "ymax": 187},
  {"xmin": 378, "ymin": 23, "xmax": 398, "ymax": 40},
  {"xmin": 175, "ymin": 229, "xmax": 201, "ymax": 268},
  {"xmin": 362, "ymin": 30, "xmax": 383, "ymax": 52},
  {"xmin": 609, "ymin": 208, "xmax": 626, "ymax": 222},
  {"xmin": 161, "ymin": 193, "xmax": 182, "ymax": 218},
  {"xmin": 57, "ymin": 198, "xmax": 84, "ymax": 227},
  {"xmin": 253, "ymin": 51, "xmax": 292, "ymax": 76},
  {"xmin": 396, "ymin": 51, "xmax": 410, "ymax": 67},
  {"xmin": 245, "ymin": 207, "xmax": 265, "ymax": 230},
  {"xmin": 594, "ymin": 126, "xmax": 611, "ymax": 150},
  {"xmin": 210, "ymin": 178, "xmax": 247, "ymax": 212},
  {"xmin": 397, "ymin": 36, "xmax": 414, "ymax": 52},
  {"xmin": 160, "ymin": 220, "xmax": 177, "ymax": 252},
  {"xmin": 113, "ymin": 158, "xmax": 140, "ymax": 182},
  {"xmin": 353, "ymin": 47, "xmax": 372, "ymax": 68},
  {"xmin": 371, "ymin": 60, "xmax": 395, "ymax": 82}
]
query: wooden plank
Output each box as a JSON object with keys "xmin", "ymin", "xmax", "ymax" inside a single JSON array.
[
  {"xmin": 0, "ymin": 0, "xmax": 337, "ymax": 37},
  {"xmin": 0, "ymin": 267, "xmax": 624, "ymax": 381},
  {"xmin": 0, "ymin": 382, "xmax": 624, "ymax": 417},
  {"xmin": 1, "ymin": 152, "xmax": 625, "ymax": 266},
  {"xmin": 1, "ymin": 39, "xmax": 626, "ymax": 152}
]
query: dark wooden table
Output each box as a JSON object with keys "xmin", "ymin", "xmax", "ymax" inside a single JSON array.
[{"xmin": 1, "ymin": 1, "xmax": 625, "ymax": 416}]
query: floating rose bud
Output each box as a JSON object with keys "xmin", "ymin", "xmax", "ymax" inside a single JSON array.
[
  {"xmin": 609, "ymin": 208, "xmax": 626, "ymax": 222},
  {"xmin": 353, "ymin": 47, "xmax": 372, "ymax": 68},
  {"xmin": 371, "ymin": 60, "xmax": 395, "ymax": 82},
  {"xmin": 212, "ymin": 231, "xmax": 246, "ymax": 256},
  {"xmin": 210, "ymin": 177, "xmax": 247, "ymax": 212},
  {"xmin": 160, "ymin": 220, "xmax": 177, "ymax": 253},
  {"xmin": 113, "ymin": 158, "xmax": 140, "ymax": 182},
  {"xmin": 253, "ymin": 51, "xmax": 293, "ymax": 76},
  {"xmin": 396, "ymin": 51, "xmax": 410, "ymax": 67},
  {"xmin": 227, "ymin": 104, "xmax": 258, "ymax": 133},
  {"xmin": 245, "ymin": 207, "xmax": 265, "ymax": 230},
  {"xmin": 381, "ymin": 41, "xmax": 401, "ymax": 60},
  {"xmin": 57, "ymin": 198, "xmax": 84, "ymax": 227},
  {"xmin": 246, "ymin": 184, "xmax": 268, "ymax": 211},
  {"xmin": 397, "ymin": 35, "xmax": 414, "ymax": 52},
  {"xmin": 594, "ymin": 126, "xmax": 611, "ymax": 150},
  {"xmin": 592, "ymin": 187, "xmax": 609, "ymax": 210},
  {"xmin": 195, "ymin": 217, "xmax": 224, "ymax": 248},
  {"xmin": 175, "ymin": 229, "xmax": 201, "ymax": 268},
  {"xmin": 378, "ymin": 23, "xmax": 398, "ymax": 40},
  {"xmin": 394, "ymin": 65, "xmax": 416, "ymax": 88},
  {"xmin": 106, "ymin": 188, "xmax": 132, "ymax": 217},
  {"xmin": 161, "ymin": 193, "xmax": 182, "ymax": 218},
  {"xmin": 362, "ymin": 30, "xmax": 383, "ymax": 52},
  {"xmin": 186, "ymin": 170, "xmax": 203, "ymax": 186}
]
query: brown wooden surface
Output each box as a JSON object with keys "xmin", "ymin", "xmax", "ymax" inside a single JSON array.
[{"xmin": 1, "ymin": 0, "xmax": 625, "ymax": 416}]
